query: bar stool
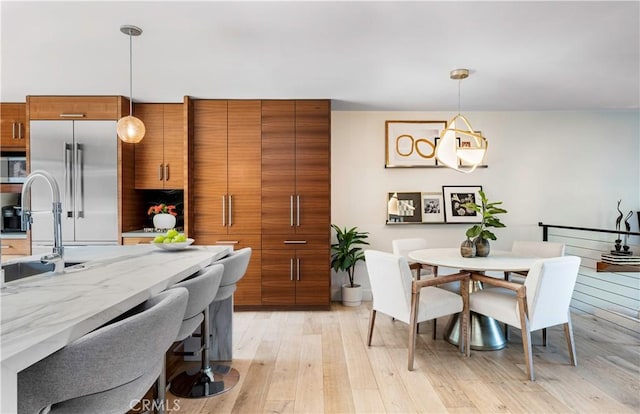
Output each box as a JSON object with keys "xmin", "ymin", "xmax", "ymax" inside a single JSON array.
[
  {"xmin": 168, "ymin": 263, "xmax": 224, "ymax": 399},
  {"xmin": 206, "ymin": 247, "xmax": 252, "ymax": 395},
  {"xmin": 18, "ymin": 288, "xmax": 188, "ymax": 414}
]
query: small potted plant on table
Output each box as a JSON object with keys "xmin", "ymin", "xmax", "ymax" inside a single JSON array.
[
  {"xmin": 331, "ymin": 224, "xmax": 369, "ymax": 306},
  {"xmin": 462, "ymin": 190, "xmax": 507, "ymax": 257}
]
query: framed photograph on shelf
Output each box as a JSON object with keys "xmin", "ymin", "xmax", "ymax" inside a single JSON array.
[
  {"xmin": 442, "ymin": 185, "xmax": 483, "ymax": 223},
  {"xmin": 420, "ymin": 192, "xmax": 445, "ymax": 223},
  {"xmin": 385, "ymin": 120, "xmax": 447, "ymax": 168},
  {"xmin": 387, "ymin": 192, "xmax": 422, "ymax": 223},
  {"xmin": 459, "ymin": 131, "xmax": 485, "ymax": 167}
]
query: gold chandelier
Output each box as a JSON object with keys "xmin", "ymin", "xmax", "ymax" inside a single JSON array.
[
  {"xmin": 435, "ymin": 69, "xmax": 488, "ymax": 173},
  {"xmin": 116, "ymin": 25, "xmax": 146, "ymax": 144}
]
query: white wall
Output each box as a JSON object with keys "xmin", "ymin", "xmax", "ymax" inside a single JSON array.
[{"xmin": 330, "ymin": 110, "xmax": 640, "ymax": 300}]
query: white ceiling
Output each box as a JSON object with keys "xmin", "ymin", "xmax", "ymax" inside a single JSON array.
[{"xmin": 1, "ymin": 1, "xmax": 639, "ymax": 111}]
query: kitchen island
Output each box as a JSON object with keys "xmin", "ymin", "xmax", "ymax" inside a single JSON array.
[{"xmin": 1, "ymin": 244, "xmax": 232, "ymax": 413}]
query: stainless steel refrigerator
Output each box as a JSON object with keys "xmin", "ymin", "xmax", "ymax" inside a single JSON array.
[{"xmin": 29, "ymin": 121, "xmax": 118, "ymax": 251}]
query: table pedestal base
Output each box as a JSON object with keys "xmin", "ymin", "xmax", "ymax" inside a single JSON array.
[{"xmin": 444, "ymin": 312, "xmax": 506, "ymax": 351}]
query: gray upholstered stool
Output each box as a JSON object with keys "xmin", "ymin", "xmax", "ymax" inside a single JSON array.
[
  {"xmin": 18, "ymin": 287, "xmax": 188, "ymax": 414},
  {"xmin": 206, "ymin": 247, "xmax": 251, "ymax": 395},
  {"xmin": 168, "ymin": 263, "xmax": 224, "ymax": 399}
]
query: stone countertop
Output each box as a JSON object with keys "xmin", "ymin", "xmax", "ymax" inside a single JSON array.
[
  {"xmin": 1, "ymin": 244, "xmax": 232, "ymax": 413},
  {"xmin": 0, "ymin": 232, "xmax": 27, "ymax": 239}
]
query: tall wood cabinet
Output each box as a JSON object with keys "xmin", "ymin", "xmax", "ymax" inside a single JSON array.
[
  {"xmin": 190, "ymin": 100, "xmax": 262, "ymax": 306},
  {"xmin": 1, "ymin": 103, "xmax": 26, "ymax": 150},
  {"xmin": 186, "ymin": 98, "xmax": 330, "ymax": 309},
  {"xmin": 134, "ymin": 103, "xmax": 183, "ymax": 190},
  {"xmin": 261, "ymin": 100, "xmax": 331, "ymax": 307}
]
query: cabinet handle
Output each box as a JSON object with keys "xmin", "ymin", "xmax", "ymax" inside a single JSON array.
[
  {"xmin": 12, "ymin": 123, "xmax": 16, "ymax": 139},
  {"xmin": 1, "ymin": 245, "xmax": 11, "ymax": 249},
  {"xmin": 215, "ymin": 240, "xmax": 239, "ymax": 245},
  {"xmin": 158, "ymin": 165, "xmax": 164, "ymax": 181},
  {"xmin": 59, "ymin": 114, "xmax": 85, "ymax": 118},
  {"xmin": 297, "ymin": 257, "xmax": 301, "ymax": 281},
  {"xmin": 284, "ymin": 240, "xmax": 307, "ymax": 244},
  {"xmin": 164, "ymin": 164, "xmax": 169, "ymax": 181},
  {"xmin": 296, "ymin": 195, "xmax": 300, "ymax": 227},
  {"xmin": 18, "ymin": 123, "xmax": 23, "ymax": 139},
  {"xmin": 228, "ymin": 195, "xmax": 233, "ymax": 227},
  {"xmin": 221, "ymin": 195, "xmax": 226, "ymax": 226},
  {"xmin": 290, "ymin": 195, "xmax": 294, "ymax": 227},
  {"xmin": 290, "ymin": 258, "xmax": 294, "ymax": 281}
]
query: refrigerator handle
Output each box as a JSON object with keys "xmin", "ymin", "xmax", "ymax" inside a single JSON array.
[
  {"xmin": 64, "ymin": 142, "xmax": 74, "ymax": 218},
  {"xmin": 75, "ymin": 143, "xmax": 85, "ymax": 218}
]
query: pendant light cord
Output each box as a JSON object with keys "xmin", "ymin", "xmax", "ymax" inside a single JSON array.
[
  {"xmin": 457, "ymin": 79, "xmax": 461, "ymax": 116},
  {"xmin": 128, "ymin": 32, "xmax": 133, "ymax": 116}
]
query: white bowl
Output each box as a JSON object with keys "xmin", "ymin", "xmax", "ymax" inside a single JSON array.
[{"xmin": 151, "ymin": 238, "xmax": 195, "ymax": 251}]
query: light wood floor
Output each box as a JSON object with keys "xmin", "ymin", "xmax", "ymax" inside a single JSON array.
[{"xmin": 165, "ymin": 303, "xmax": 640, "ymax": 413}]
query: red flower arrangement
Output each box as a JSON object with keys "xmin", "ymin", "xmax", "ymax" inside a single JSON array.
[{"xmin": 147, "ymin": 203, "xmax": 177, "ymax": 217}]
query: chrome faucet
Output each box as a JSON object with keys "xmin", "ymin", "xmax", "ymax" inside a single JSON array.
[{"xmin": 21, "ymin": 170, "xmax": 65, "ymax": 274}]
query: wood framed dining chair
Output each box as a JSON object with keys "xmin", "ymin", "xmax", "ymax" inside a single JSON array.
[
  {"xmin": 504, "ymin": 240, "xmax": 565, "ymax": 282},
  {"xmin": 470, "ymin": 256, "xmax": 581, "ymax": 381},
  {"xmin": 504, "ymin": 240, "xmax": 565, "ymax": 343},
  {"xmin": 391, "ymin": 238, "xmax": 434, "ymax": 279},
  {"xmin": 364, "ymin": 250, "xmax": 470, "ymax": 371}
]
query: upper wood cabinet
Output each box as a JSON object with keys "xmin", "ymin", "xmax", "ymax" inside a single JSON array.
[
  {"xmin": 134, "ymin": 103, "xmax": 184, "ymax": 190},
  {"xmin": 1, "ymin": 103, "xmax": 26, "ymax": 150},
  {"xmin": 27, "ymin": 96, "xmax": 120, "ymax": 120},
  {"xmin": 261, "ymin": 100, "xmax": 331, "ymax": 238},
  {"xmin": 191, "ymin": 100, "xmax": 261, "ymax": 235}
]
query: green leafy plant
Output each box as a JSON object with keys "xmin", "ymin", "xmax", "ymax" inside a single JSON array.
[
  {"xmin": 463, "ymin": 190, "xmax": 507, "ymax": 240},
  {"xmin": 330, "ymin": 224, "xmax": 370, "ymax": 288}
]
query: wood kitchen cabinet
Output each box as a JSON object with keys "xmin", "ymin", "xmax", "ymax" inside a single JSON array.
[
  {"xmin": 27, "ymin": 96, "xmax": 120, "ymax": 120},
  {"xmin": 261, "ymin": 236, "xmax": 329, "ymax": 306},
  {"xmin": 1, "ymin": 103, "xmax": 26, "ymax": 150},
  {"xmin": 189, "ymin": 100, "xmax": 262, "ymax": 306},
  {"xmin": 1, "ymin": 237, "xmax": 29, "ymax": 257},
  {"xmin": 134, "ymin": 103, "xmax": 183, "ymax": 190},
  {"xmin": 261, "ymin": 100, "xmax": 331, "ymax": 307}
]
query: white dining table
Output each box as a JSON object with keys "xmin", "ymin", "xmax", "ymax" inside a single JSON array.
[{"xmin": 408, "ymin": 248, "xmax": 540, "ymax": 351}]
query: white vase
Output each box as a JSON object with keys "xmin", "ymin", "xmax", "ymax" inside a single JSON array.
[
  {"xmin": 341, "ymin": 283, "xmax": 363, "ymax": 307},
  {"xmin": 153, "ymin": 213, "xmax": 176, "ymax": 230}
]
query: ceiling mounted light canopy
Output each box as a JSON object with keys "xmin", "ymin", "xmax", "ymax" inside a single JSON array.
[
  {"xmin": 116, "ymin": 24, "xmax": 145, "ymax": 144},
  {"xmin": 435, "ymin": 69, "xmax": 488, "ymax": 173}
]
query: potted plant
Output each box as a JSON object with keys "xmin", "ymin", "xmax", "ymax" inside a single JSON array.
[
  {"xmin": 330, "ymin": 224, "xmax": 369, "ymax": 306},
  {"xmin": 147, "ymin": 203, "xmax": 178, "ymax": 230},
  {"xmin": 462, "ymin": 190, "xmax": 507, "ymax": 257}
]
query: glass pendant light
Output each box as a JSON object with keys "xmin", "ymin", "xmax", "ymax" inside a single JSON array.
[
  {"xmin": 435, "ymin": 69, "xmax": 488, "ymax": 173},
  {"xmin": 116, "ymin": 25, "xmax": 146, "ymax": 144}
]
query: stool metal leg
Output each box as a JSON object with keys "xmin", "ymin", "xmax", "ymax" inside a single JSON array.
[{"xmin": 170, "ymin": 307, "xmax": 230, "ymax": 398}]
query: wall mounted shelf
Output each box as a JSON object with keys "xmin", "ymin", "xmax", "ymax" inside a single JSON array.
[{"xmin": 596, "ymin": 262, "xmax": 640, "ymax": 272}]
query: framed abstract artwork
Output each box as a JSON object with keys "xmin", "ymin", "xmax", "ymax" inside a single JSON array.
[
  {"xmin": 387, "ymin": 192, "xmax": 422, "ymax": 223},
  {"xmin": 385, "ymin": 120, "xmax": 447, "ymax": 168}
]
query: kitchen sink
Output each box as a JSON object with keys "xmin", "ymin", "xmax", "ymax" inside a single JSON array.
[{"xmin": 1, "ymin": 261, "xmax": 84, "ymax": 283}]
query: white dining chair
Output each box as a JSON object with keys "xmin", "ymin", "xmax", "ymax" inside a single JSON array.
[
  {"xmin": 391, "ymin": 238, "xmax": 434, "ymax": 279},
  {"xmin": 505, "ymin": 240, "xmax": 566, "ymax": 281},
  {"xmin": 365, "ymin": 250, "xmax": 470, "ymax": 370},
  {"xmin": 504, "ymin": 240, "xmax": 565, "ymax": 343},
  {"xmin": 470, "ymin": 256, "xmax": 581, "ymax": 381}
]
